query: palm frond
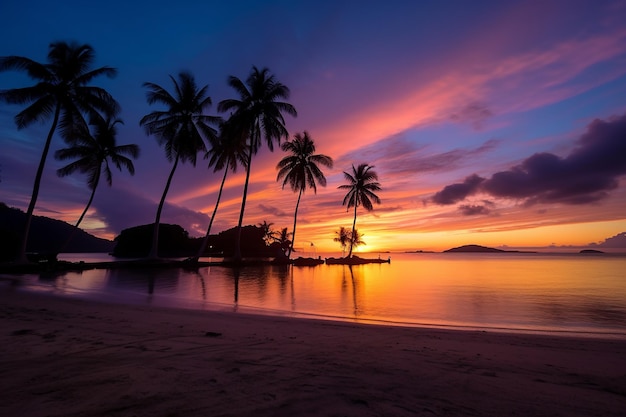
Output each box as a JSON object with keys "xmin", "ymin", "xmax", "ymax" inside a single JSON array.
[
  {"xmin": 14, "ymin": 96, "xmax": 57, "ymax": 128},
  {"xmin": 0, "ymin": 56, "xmax": 51, "ymax": 80}
]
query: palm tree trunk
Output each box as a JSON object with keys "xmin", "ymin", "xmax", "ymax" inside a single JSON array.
[
  {"xmin": 196, "ymin": 168, "xmax": 229, "ymax": 260},
  {"xmin": 234, "ymin": 148, "xmax": 253, "ymax": 262},
  {"xmin": 18, "ymin": 104, "xmax": 61, "ymax": 263},
  {"xmin": 149, "ymin": 154, "xmax": 179, "ymax": 258},
  {"xmin": 347, "ymin": 203, "xmax": 358, "ymax": 258},
  {"xmin": 58, "ymin": 171, "xmax": 100, "ymax": 254},
  {"xmin": 288, "ymin": 188, "xmax": 303, "ymax": 259}
]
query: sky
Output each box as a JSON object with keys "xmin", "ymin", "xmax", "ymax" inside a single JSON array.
[{"xmin": 1, "ymin": 0, "xmax": 626, "ymax": 253}]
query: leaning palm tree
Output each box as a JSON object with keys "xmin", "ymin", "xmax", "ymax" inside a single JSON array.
[
  {"xmin": 0, "ymin": 41, "xmax": 119, "ymax": 262},
  {"xmin": 338, "ymin": 163, "xmax": 381, "ymax": 258},
  {"xmin": 218, "ymin": 66, "xmax": 297, "ymax": 261},
  {"xmin": 55, "ymin": 114, "xmax": 139, "ymax": 252},
  {"xmin": 195, "ymin": 122, "xmax": 249, "ymax": 261},
  {"xmin": 140, "ymin": 71, "xmax": 219, "ymax": 258},
  {"xmin": 276, "ymin": 131, "xmax": 333, "ymax": 258}
]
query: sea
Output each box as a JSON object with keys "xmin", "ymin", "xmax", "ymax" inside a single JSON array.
[{"xmin": 4, "ymin": 251, "xmax": 626, "ymax": 338}]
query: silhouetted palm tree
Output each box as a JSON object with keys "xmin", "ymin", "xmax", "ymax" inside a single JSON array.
[
  {"xmin": 276, "ymin": 131, "xmax": 333, "ymax": 258},
  {"xmin": 258, "ymin": 220, "xmax": 277, "ymax": 246},
  {"xmin": 334, "ymin": 226, "xmax": 351, "ymax": 257},
  {"xmin": 218, "ymin": 66, "xmax": 297, "ymax": 261},
  {"xmin": 55, "ymin": 114, "xmax": 139, "ymax": 252},
  {"xmin": 273, "ymin": 227, "xmax": 292, "ymax": 257},
  {"xmin": 0, "ymin": 41, "xmax": 119, "ymax": 262},
  {"xmin": 338, "ymin": 163, "xmax": 381, "ymax": 258},
  {"xmin": 349, "ymin": 229, "xmax": 366, "ymax": 251},
  {"xmin": 195, "ymin": 123, "xmax": 249, "ymax": 260},
  {"xmin": 140, "ymin": 71, "xmax": 219, "ymax": 258}
]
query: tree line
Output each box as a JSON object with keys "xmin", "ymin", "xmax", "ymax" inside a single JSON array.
[{"xmin": 0, "ymin": 41, "xmax": 381, "ymax": 263}]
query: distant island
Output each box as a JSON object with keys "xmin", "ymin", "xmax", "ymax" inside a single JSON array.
[
  {"xmin": 579, "ymin": 249, "xmax": 604, "ymax": 254},
  {"xmin": 443, "ymin": 244, "xmax": 535, "ymax": 253},
  {"xmin": 0, "ymin": 203, "xmax": 114, "ymax": 261}
]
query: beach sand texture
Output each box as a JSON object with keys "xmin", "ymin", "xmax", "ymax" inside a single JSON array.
[{"xmin": 1, "ymin": 289, "xmax": 625, "ymax": 417}]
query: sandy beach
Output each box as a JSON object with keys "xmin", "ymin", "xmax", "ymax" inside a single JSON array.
[{"xmin": 1, "ymin": 287, "xmax": 625, "ymax": 417}]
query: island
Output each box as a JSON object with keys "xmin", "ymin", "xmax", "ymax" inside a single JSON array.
[{"xmin": 443, "ymin": 244, "xmax": 535, "ymax": 253}]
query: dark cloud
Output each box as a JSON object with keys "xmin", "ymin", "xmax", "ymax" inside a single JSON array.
[
  {"xmin": 449, "ymin": 102, "xmax": 493, "ymax": 130},
  {"xmin": 258, "ymin": 204, "xmax": 289, "ymax": 217},
  {"xmin": 432, "ymin": 114, "xmax": 626, "ymax": 206},
  {"xmin": 458, "ymin": 204, "xmax": 491, "ymax": 216},
  {"xmin": 432, "ymin": 174, "xmax": 485, "ymax": 204},
  {"xmin": 592, "ymin": 231, "xmax": 626, "ymax": 248}
]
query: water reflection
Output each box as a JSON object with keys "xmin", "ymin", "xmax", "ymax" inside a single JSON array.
[
  {"xmin": 105, "ymin": 267, "xmax": 182, "ymax": 295},
  {"xmin": 14, "ymin": 253, "xmax": 626, "ymax": 336}
]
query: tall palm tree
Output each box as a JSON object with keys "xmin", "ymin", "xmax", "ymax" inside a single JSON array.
[
  {"xmin": 195, "ymin": 123, "xmax": 249, "ymax": 261},
  {"xmin": 338, "ymin": 163, "xmax": 381, "ymax": 258},
  {"xmin": 140, "ymin": 71, "xmax": 219, "ymax": 258},
  {"xmin": 276, "ymin": 131, "xmax": 333, "ymax": 258},
  {"xmin": 218, "ymin": 66, "xmax": 297, "ymax": 261},
  {"xmin": 55, "ymin": 114, "xmax": 139, "ymax": 252},
  {"xmin": 0, "ymin": 41, "xmax": 119, "ymax": 262}
]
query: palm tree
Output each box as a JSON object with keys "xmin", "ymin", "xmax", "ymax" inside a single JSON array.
[
  {"xmin": 273, "ymin": 227, "xmax": 292, "ymax": 257},
  {"xmin": 338, "ymin": 163, "xmax": 381, "ymax": 258},
  {"xmin": 140, "ymin": 71, "xmax": 219, "ymax": 258},
  {"xmin": 55, "ymin": 114, "xmax": 139, "ymax": 252},
  {"xmin": 218, "ymin": 66, "xmax": 297, "ymax": 261},
  {"xmin": 258, "ymin": 220, "xmax": 276, "ymax": 246},
  {"xmin": 349, "ymin": 229, "xmax": 366, "ymax": 251},
  {"xmin": 334, "ymin": 226, "xmax": 351, "ymax": 257},
  {"xmin": 0, "ymin": 41, "xmax": 119, "ymax": 262},
  {"xmin": 195, "ymin": 123, "xmax": 249, "ymax": 261},
  {"xmin": 276, "ymin": 131, "xmax": 333, "ymax": 258}
]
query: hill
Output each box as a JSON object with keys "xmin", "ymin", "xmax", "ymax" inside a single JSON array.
[{"xmin": 0, "ymin": 203, "xmax": 114, "ymax": 261}]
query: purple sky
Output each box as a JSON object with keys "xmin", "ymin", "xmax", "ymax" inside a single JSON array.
[{"xmin": 1, "ymin": 0, "xmax": 626, "ymax": 252}]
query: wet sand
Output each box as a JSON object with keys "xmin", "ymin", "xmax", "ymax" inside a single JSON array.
[{"xmin": 1, "ymin": 288, "xmax": 625, "ymax": 416}]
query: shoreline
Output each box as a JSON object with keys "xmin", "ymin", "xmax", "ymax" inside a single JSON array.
[{"xmin": 1, "ymin": 289, "xmax": 625, "ymax": 416}]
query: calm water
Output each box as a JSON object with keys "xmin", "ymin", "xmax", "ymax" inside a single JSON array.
[{"xmin": 5, "ymin": 252, "xmax": 626, "ymax": 337}]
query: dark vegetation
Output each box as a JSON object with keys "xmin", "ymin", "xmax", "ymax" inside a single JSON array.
[{"xmin": 112, "ymin": 223, "xmax": 285, "ymax": 258}]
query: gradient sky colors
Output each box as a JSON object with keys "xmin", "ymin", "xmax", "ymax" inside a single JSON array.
[{"xmin": 1, "ymin": 0, "xmax": 626, "ymax": 253}]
